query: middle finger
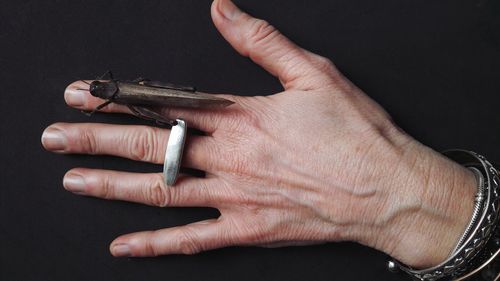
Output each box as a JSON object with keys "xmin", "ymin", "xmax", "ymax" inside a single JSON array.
[{"xmin": 41, "ymin": 122, "xmax": 220, "ymax": 171}]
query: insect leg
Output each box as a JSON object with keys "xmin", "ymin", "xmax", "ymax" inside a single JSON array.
[
  {"xmin": 81, "ymin": 100, "xmax": 113, "ymax": 116},
  {"xmin": 95, "ymin": 100, "xmax": 113, "ymax": 111},
  {"xmin": 127, "ymin": 105, "xmax": 177, "ymax": 127}
]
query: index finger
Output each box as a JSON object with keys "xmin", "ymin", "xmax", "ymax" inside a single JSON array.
[{"xmin": 65, "ymin": 80, "xmax": 236, "ymax": 133}]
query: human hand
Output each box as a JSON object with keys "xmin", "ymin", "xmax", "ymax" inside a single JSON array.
[{"xmin": 41, "ymin": 0, "xmax": 477, "ymax": 269}]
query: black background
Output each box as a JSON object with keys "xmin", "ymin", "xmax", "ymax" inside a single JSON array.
[{"xmin": 1, "ymin": 1, "xmax": 499, "ymax": 280}]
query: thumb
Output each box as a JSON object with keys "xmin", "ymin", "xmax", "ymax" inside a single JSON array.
[{"xmin": 211, "ymin": 0, "xmax": 337, "ymax": 90}]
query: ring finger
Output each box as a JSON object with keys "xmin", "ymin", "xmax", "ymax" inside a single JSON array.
[{"xmin": 41, "ymin": 122, "xmax": 220, "ymax": 171}]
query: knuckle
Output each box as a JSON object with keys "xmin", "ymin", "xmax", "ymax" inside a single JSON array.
[
  {"xmin": 99, "ymin": 175, "xmax": 114, "ymax": 199},
  {"xmin": 129, "ymin": 127, "xmax": 159, "ymax": 162},
  {"xmin": 145, "ymin": 232, "xmax": 161, "ymax": 256},
  {"xmin": 218, "ymin": 137, "xmax": 252, "ymax": 176},
  {"xmin": 247, "ymin": 19, "xmax": 279, "ymax": 47},
  {"xmin": 304, "ymin": 55, "xmax": 342, "ymax": 87},
  {"xmin": 178, "ymin": 230, "xmax": 202, "ymax": 255},
  {"xmin": 235, "ymin": 221, "xmax": 268, "ymax": 244},
  {"xmin": 146, "ymin": 175, "xmax": 171, "ymax": 207},
  {"xmin": 312, "ymin": 55, "xmax": 337, "ymax": 74},
  {"xmin": 231, "ymin": 155, "xmax": 252, "ymax": 176},
  {"xmin": 79, "ymin": 129, "xmax": 99, "ymax": 154}
]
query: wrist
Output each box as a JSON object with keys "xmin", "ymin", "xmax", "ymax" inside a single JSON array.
[{"xmin": 372, "ymin": 141, "xmax": 477, "ymax": 268}]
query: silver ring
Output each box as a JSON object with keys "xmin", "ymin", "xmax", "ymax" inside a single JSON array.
[{"xmin": 163, "ymin": 119, "xmax": 187, "ymax": 186}]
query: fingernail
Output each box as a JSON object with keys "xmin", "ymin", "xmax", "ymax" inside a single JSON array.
[
  {"xmin": 217, "ymin": 0, "xmax": 241, "ymax": 20},
  {"xmin": 63, "ymin": 173, "xmax": 86, "ymax": 193},
  {"xmin": 41, "ymin": 127, "xmax": 67, "ymax": 152},
  {"xmin": 112, "ymin": 244, "xmax": 131, "ymax": 257},
  {"xmin": 65, "ymin": 88, "xmax": 85, "ymax": 107}
]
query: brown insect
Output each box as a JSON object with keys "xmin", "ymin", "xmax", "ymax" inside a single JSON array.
[{"xmin": 80, "ymin": 71, "xmax": 234, "ymax": 126}]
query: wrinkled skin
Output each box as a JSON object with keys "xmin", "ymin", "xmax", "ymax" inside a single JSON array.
[{"xmin": 41, "ymin": 0, "xmax": 477, "ymax": 269}]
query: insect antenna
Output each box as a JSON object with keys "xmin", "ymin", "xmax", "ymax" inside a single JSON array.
[
  {"xmin": 80, "ymin": 80, "xmax": 91, "ymax": 85},
  {"xmin": 97, "ymin": 70, "xmax": 113, "ymax": 80}
]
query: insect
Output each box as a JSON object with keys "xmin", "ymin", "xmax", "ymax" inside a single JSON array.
[{"xmin": 79, "ymin": 71, "xmax": 234, "ymax": 126}]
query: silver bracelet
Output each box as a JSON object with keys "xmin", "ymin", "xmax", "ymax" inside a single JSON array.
[
  {"xmin": 454, "ymin": 243, "xmax": 499, "ymax": 281},
  {"xmin": 449, "ymin": 167, "xmax": 485, "ymax": 256},
  {"xmin": 387, "ymin": 150, "xmax": 500, "ymax": 281}
]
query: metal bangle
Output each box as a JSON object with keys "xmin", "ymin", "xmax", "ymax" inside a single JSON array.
[
  {"xmin": 163, "ymin": 119, "xmax": 186, "ymax": 186},
  {"xmin": 388, "ymin": 150, "xmax": 500, "ymax": 281},
  {"xmin": 449, "ymin": 167, "xmax": 485, "ymax": 255},
  {"xmin": 454, "ymin": 241, "xmax": 499, "ymax": 280}
]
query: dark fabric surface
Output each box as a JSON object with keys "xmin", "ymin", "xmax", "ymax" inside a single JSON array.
[{"xmin": 0, "ymin": 1, "xmax": 499, "ymax": 280}]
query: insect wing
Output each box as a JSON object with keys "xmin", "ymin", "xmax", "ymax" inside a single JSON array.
[
  {"xmin": 139, "ymin": 80, "xmax": 196, "ymax": 92},
  {"xmin": 116, "ymin": 82, "xmax": 234, "ymax": 108}
]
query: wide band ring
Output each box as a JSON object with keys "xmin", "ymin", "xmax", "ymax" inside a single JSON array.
[{"xmin": 163, "ymin": 119, "xmax": 187, "ymax": 186}]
